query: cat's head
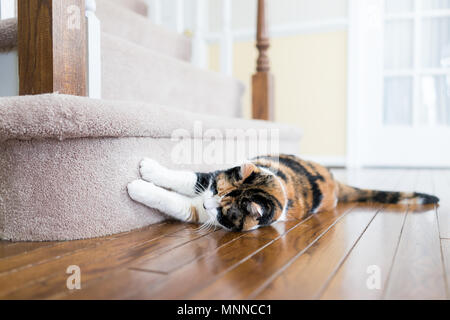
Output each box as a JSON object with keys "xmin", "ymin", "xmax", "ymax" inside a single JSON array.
[{"xmin": 206, "ymin": 163, "xmax": 285, "ymax": 231}]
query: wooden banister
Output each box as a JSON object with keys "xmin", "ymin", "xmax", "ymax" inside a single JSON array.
[
  {"xmin": 18, "ymin": 0, "xmax": 87, "ymax": 96},
  {"xmin": 252, "ymin": 0, "xmax": 274, "ymax": 121}
]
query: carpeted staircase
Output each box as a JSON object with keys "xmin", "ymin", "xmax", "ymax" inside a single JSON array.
[{"xmin": 0, "ymin": 0, "xmax": 302, "ymax": 241}]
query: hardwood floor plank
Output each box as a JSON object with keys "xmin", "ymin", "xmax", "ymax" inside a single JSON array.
[
  {"xmin": 2, "ymin": 169, "xmax": 447, "ymax": 299},
  {"xmin": 130, "ymin": 219, "xmax": 301, "ymax": 274},
  {"xmin": 0, "ymin": 222, "xmax": 192, "ymax": 298},
  {"xmin": 0, "ymin": 222, "xmax": 180, "ymax": 275},
  {"xmin": 130, "ymin": 231, "xmax": 245, "ymax": 274},
  {"xmin": 441, "ymin": 239, "xmax": 450, "ymax": 298},
  {"xmin": 0, "ymin": 242, "xmax": 58, "ymax": 260},
  {"xmin": 59, "ymin": 236, "xmax": 273, "ymax": 299},
  {"xmin": 64, "ymin": 269, "xmax": 162, "ymax": 300},
  {"xmin": 59, "ymin": 220, "xmax": 302, "ymax": 299},
  {"xmin": 251, "ymin": 205, "xmax": 382, "ymax": 299},
  {"xmin": 384, "ymin": 170, "xmax": 446, "ymax": 299},
  {"xmin": 250, "ymin": 170, "xmax": 401, "ymax": 299},
  {"xmin": 433, "ymin": 170, "xmax": 450, "ymax": 239},
  {"xmin": 188, "ymin": 203, "xmax": 357, "ymax": 299},
  {"xmin": 320, "ymin": 170, "xmax": 416, "ymax": 299}
]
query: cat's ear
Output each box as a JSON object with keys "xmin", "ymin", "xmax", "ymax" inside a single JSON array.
[
  {"xmin": 247, "ymin": 202, "xmax": 264, "ymax": 217},
  {"xmin": 240, "ymin": 162, "xmax": 257, "ymax": 181}
]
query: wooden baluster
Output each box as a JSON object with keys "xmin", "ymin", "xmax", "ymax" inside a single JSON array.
[
  {"xmin": 17, "ymin": 0, "xmax": 87, "ymax": 96},
  {"xmin": 252, "ymin": 0, "xmax": 274, "ymax": 121}
]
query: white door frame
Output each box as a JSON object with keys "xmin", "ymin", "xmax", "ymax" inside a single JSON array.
[
  {"xmin": 347, "ymin": 0, "xmax": 450, "ymax": 168},
  {"xmin": 347, "ymin": 0, "xmax": 384, "ymax": 168}
]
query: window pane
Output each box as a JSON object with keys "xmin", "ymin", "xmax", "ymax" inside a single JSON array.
[
  {"xmin": 384, "ymin": 77, "xmax": 413, "ymax": 125},
  {"xmin": 384, "ymin": 20, "xmax": 414, "ymax": 69},
  {"xmin": 385, "ymin": 0, "xmax": 413, "ymax": 13},
  {"xmin": 422, "ymin": 0, "xmax": 450, "ymax": 10},
  {"xmin": 419, "ymin": 75, "xmax": 450, "ymax": 125},
  {"xmin": 421, "ymin": 17, "xmax": 450, "ymax": 68}
]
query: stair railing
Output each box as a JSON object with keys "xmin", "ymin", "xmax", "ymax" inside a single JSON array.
[
  {"xmin": 252, "ymin": 0, "xmax": 274, "ymax": 121},
  {"xmin": 0, "ymin": 0, "xmax": 101, "ymax": 98},
  {"xmin": 144, "ymin": 0, "xmax": 273, "ymax": 121}
]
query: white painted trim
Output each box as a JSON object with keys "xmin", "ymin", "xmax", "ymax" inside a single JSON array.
[
  {"xmin": 144, "ymin": 0, "xmax": 162, "ymax": 25},
  {"xmin": 385, "ymin": 9, "xmax": 450, "ymax": 20},
  {"xmin": 301, "ymin": 155, "xmax": 347, "ymax": 167},
  {"xmin": 220, "ymin": 0, "xmax": 233, "ymax": 76},
  {"xmin": 85, "ymin": 0, "xmax": 101, "ymax": 99},
  {"xmin": 0, "ymin": 0, "xmax": 15, "ymax": 19},
  {"xmin": 384, "ymin": 68, "xmax": 450, "ymax": 77},
  {"xmin": 346, "ymin": 0, "xmax": 364, "ymax": 169},
  {"xmin": 205, "ymin": 18, "xmax": 348, "ymax": 43},
  {"xmin": 0, "ymin": 49, "xmax": 18, "ymax": 97},
  {"xmin": 191, "ymin": 0, "xmax": 208, "ymax": 68},
  {"xmin": 175, "ymin": 0, "xmax": 184, "ymax": 33},
  {"xmin": 412, "ymin": 0, "xmax": 421, "ymax": 126}
]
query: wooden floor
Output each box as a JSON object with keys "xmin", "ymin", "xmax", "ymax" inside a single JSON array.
[{"xmin": 0, "ymin": 169, "xmax": 449, "ymax": 299}]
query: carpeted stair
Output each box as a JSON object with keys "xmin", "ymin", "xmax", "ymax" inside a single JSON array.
[
  {"xmin": 0, "ymin": 0, "xmax": 302, "ymax": 241},
  {"xmin": 96, "ymin": 0, "xmax": 192, "ymax": 62}
]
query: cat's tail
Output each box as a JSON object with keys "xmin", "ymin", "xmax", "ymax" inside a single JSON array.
[{"xmin": 336, "ymin": 182, "xmax": 439, "ymax": 205}]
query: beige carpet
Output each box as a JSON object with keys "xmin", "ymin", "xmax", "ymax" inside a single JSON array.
[{"xmin": 0, "ymin": 94, "xmax": 302, "ymax": 241}]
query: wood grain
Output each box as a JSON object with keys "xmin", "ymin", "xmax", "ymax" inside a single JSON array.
[
  {"xmin": 434, "ymin": 170, "xmax": 450, "ymax": 239},
  {"xmin": 441, "ymin": 239, "xmax": 450, "ymax": 298},
  {"xmin": 383, "ymin": 170, "xmax": 446, "ymax": 299},
  {"xmin": 130, "ymin": 230, "xmax": 245, "ymax": 274},
  {"xmin": 252, "ymin": 205, "xmax": 383, "ymax": 299},
  {"xmin": 62, "ymin": 220, "xmax": 301, "ymax": 300},
  {"xmin": 0, "ymin": 222, "xmax": 187, "ymax": 298},
  {"xmin": 18, "ymin": 0, "xmax": 86, "ymax": 96},
  {"xmin": 252, "ymin": 170, "xmax": 400, "ymax": 299},
  {"xmin": 190, "ymin": 203, "xmax": 357, "ymax": 299},
  {"xmin": 320, "ymin": 170, "xmax": 414, "ymax": 299},
  {"xmin": 1, "ymin": 170, "xmax": 448, "ymax": 299},
  {"xmin": 0, "ymin": 242, "xmax": 57, "ymax": 261}
]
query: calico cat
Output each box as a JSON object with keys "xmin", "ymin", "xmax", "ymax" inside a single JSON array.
[{"xmin": 127, "ymin": 154, "xmax": 439, "ymax": 231}]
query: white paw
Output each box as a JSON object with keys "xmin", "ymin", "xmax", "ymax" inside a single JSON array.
[
  {"xmin": 140, "ymin": 158, "xmax": 165, "ymax": 184},
  {"xmin": 127, "ymin": 179, "xmax": 156, "ymax": 204}
]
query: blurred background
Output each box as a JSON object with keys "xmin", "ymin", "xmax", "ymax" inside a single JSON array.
[{"xmin": 147, "ymin": 0, "xmax": 450, "ymax": 168}]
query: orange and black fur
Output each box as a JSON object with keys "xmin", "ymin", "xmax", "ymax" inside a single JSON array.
[{"xmin": 128, "ymin": 154, "xmax": 439, "ymax": 232}]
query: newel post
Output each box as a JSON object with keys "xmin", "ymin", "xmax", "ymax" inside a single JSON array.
[
  {"xmin": 252, "ymin": 0, "xmax": 274, "ymax": 121},
  {"xmin": 17, "ymin": 0, "xmax": 87, "ymax": 96}
]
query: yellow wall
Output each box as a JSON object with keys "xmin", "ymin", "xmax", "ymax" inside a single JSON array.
[{"xmin": 209, "ymin": 31, "xmax": 347, "ymax": 157}]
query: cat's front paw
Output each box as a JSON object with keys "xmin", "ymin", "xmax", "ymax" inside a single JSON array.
[
  {"xmin": 140, "ymin": 158, "xmax": 165, "ymax": 184},
  {"xmin": 127, "ymin": 179, "xmax": 155, "ymax": 203}
]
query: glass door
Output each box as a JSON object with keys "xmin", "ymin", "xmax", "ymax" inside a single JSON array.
[{"xmin": 350, "ymin": 0, "xmax": 450, "ymax": 167}]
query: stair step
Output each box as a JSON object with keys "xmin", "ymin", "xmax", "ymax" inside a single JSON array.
[
  {"xmin": 96, "ymin": 0, "xmax": 191, "ymax": 62},
  {"xmin": 102, "ymin": 32, "xmax": 244, "ymax": 118},
  {"xmin": 0, "ymin": 93, "xmax": 302, "ymax": 241},
  {"xmin": 0, "ymin": 17, "xmax": 242, "ymax": 117}
]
